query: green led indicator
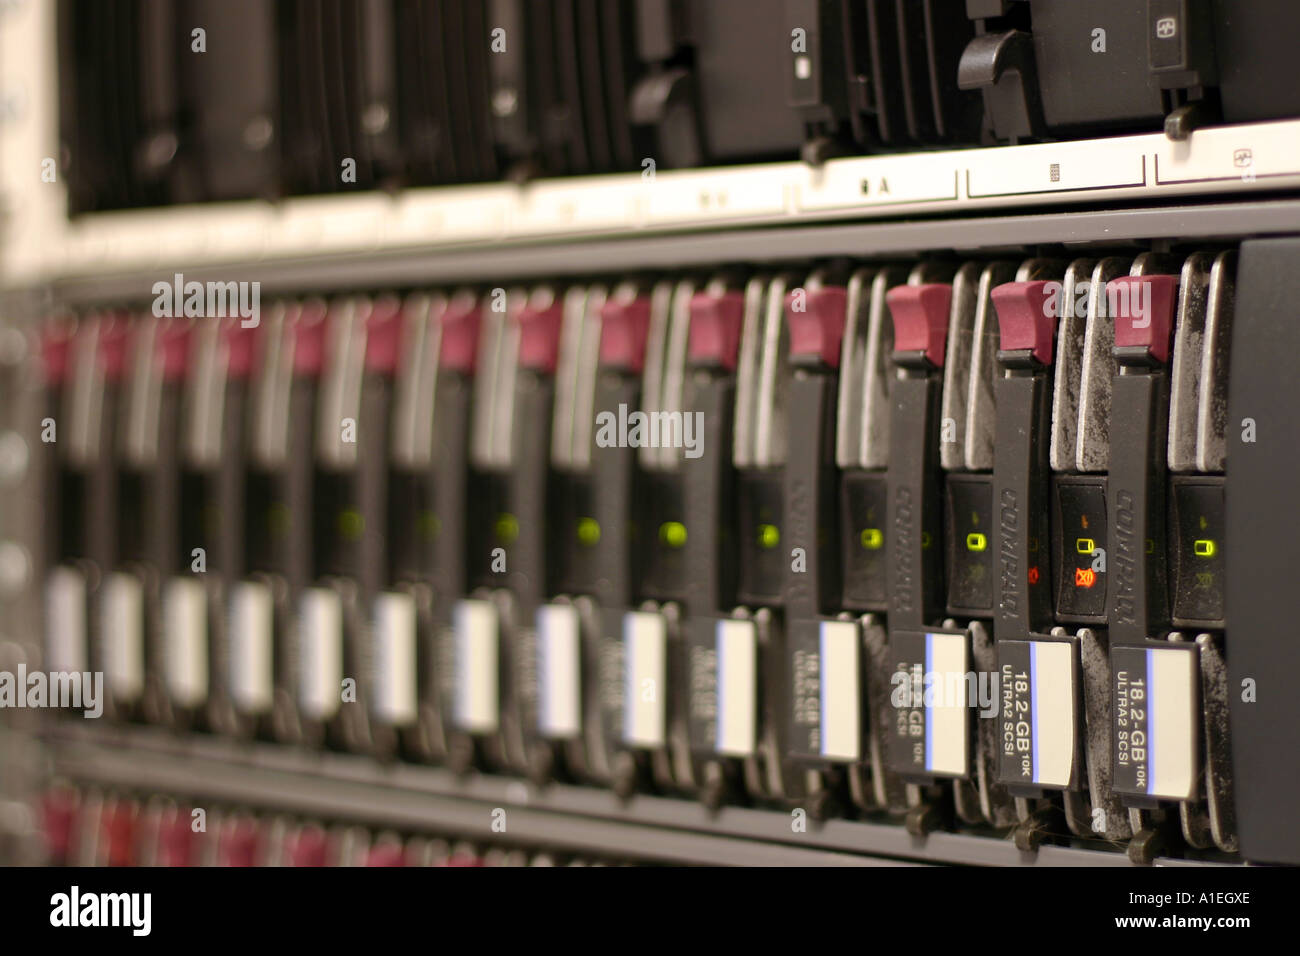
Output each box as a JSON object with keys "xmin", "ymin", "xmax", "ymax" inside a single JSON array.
[
  {"xmin": 659, "ymin": 521, "xmax": 687, "ymax": 549},
  {"xmin": 494, "ymin": 513, "xmax": 519, "ymax": 544},
  {"xmin": 577, "ymin": 517, "xmax": 601, "ymax": 547},
  {"xmin": 758, "ymin": 524, "xmax": 780, "ymax": 550},
  {"xmin": 1076, "ymin": 536, "xmax": 1095, "ymax": 555},
  {"xmin": 921, "ymin": 531, "xmax": 932, "ymax": 550},
  {"xmin": 338, "ymin": 508, "xmax": 364, "ymax": 542},
  {"xmin": 860, "ymin": 528, "xmax": 883, "ymax": 551},
  {"xmin": 419, "ymin": 511, "xmax": 441, "ymax": 541},
  {"xmin": 966, "ymin": 532, "xmax": 987, "ymax": 553},
  {"xmin": 1194, "ymin": 538, "xmax": 1216, "ymax": 558}
]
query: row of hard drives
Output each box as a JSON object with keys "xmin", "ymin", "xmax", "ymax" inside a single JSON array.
[
  {"xmin": 40, "ymin": 786, "xmax": 622, "ymax": 867},
  {"xmin": 38, "ymin": 247, "xmax": 1237, "ymax": 861}
]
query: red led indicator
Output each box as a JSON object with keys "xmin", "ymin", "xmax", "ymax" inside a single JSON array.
[
  {"xmin": 1027, "ymin": 566, "xmax": 1040, "ymax": 585},
  {"xmin": 1075, "ymin": 567, "xmax": 1096, "ymax": 588}
]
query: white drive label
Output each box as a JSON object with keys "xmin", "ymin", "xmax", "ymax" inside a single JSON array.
[
  {"xmin": 966, "ymin": 137, "xmax": 1146, "ymax": 197},
  {"xmin": 229, "ymin": 581, "xmax": 274, "ymax": 715},
  {"xmin": 819, "ymin": 620, "xmax": 861, "ymax": 761},
  {"xmin": 623, "ymin": 611, "xmax": 667, "ymax": 749},
  {"xmin": 102, "ymin": 572, "xmax": 145, "ymax": 702},
  {"xmin": 926, "ymin": 631, "xmax": 970, "ymax": 777},
  {"xmin": 1030, "ymin": 641, "xmax": 1076, "ymax": 788},
  {"xmin": 798, "ymin": 152, "xmax": 960, "ymax": 211},
  {"xmin": 644, "ymin": 166, "xmax": 788, "ymax": 224},
  {"xmin": 164, "ymin": 576, "xmax": 209, "ymax": 707},
  {"xmin": 716, "ymin": 619, "xmax": 757, "ymax": 756},
  {"xmin": 373, "ymin": 591, "xmax": 418, "ymax": 726},
  {"xmin": 45, "ymin": 565, "xmax": 88, "ymax": 675},
  {"xmin": 1113, "ymin": 644, "xmax": 1200, "ymax": 800},
  {"xmin": 299, "ymin": 587, "xmax": 343, "ymax": 719},
  {"xmin": 454, "ymin": 599, "xmax": 499, "ymax": 733},
  {"xmin": 1149, "ymin": 647, "xmax": 1198, "ymax": 800},
  {"xmin": 537, "ymin": 603, "xmax": 581, "ymax": 739},
  {"xmin": 999, "ymin": 638, "xmax": 1079, "ymax": 789}
]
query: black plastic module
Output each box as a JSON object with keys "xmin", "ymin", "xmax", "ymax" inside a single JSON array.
[
  {"xmin": 587, "ymin": 288, "xmax": 670, "ymax": 794},
  {"xmin": 677, "ymin": 284, "xmax": 753, "ymax": 805},
  {"xmin": 450, "ymin": 288, "xmax": 565, "ymax": 777},
  {"xmin": 1106, "ymin": 275, "xmax": 1176, "ymax": 636},
  {"xmin": 881, "ymin": 280, "xmax": 970, "ymax": 785},
  {"xmin": 1049, "ymin": 256, "xmax": 1130, "ymax": 629},
  {"xmin": 41, "ymin": 319, "xmax": 91, "ymax": 713},
  {"xmin": 370, "ymin": 295, "xmax": 480, "ymax": 766},
  {"xmin": 614, "ymin": 278, "xmax": 705, "ymax": 801},
  {"xmin": 168, "ymin": 316, "xmax": 257, "ymax": 737},
  {"xmin": 116, "ymin": 316, "xmax": 186, "ymax": 733},
  {"xmin": 941, "ymin": 260, "xmax": 1010, "ymax": 623},
  {"xmin": 1030, "ymin": 0, "xmax": 1165, "ymax": 132},
  {"xmin": 722, "ymin": 273, "xmax": 812, "ymax": 804},
  {"xmin": 80, "ymin": 316, "xmax": 134, "ymax": 720},
  {"xmin": 1051, "ymin": 477, "xmax": 1108, "ymax": 621},
  {"xmin": 840, "ymin": 472, "xmax": 890, "ymax": 609},
  {"xmin": 838, "ymin": 267, "xmax": 903, "ymax": 616},
  {"xmin": 233, "ymin": 303, "xmax": 325, "ymax": 745},
  {"xmin": 988, "ymin": 278, "xmax": 1083, "ymax": 799},
  {"xmin": 945, "ymin": 474, "xmax": 994, "ymax": 613},
  {"xmin": 782, "ymin": 282, "xmax": 853, "ymax": 770},
  {"xmin": 639, "ymin": 471, "xmax": 688, "ymax": 602},
  {"xmin": 296, "ymin": 300, "xmax": 400, "ymax": 754},
  {"xmin": 1225, "ymin": 237, "xmax": 1300, "ymax": 866},
  {"xmin": 498, "ymin": 298, "xmax": 568, "ymax": 780},
  {"xmin": 736, "ymin": 472, "xmax": 786, "ymax": 607},
  {"xmin": 1168, "ymin": 476, "xmax": 1226, "ymax": 628},
  {"xmin": 1103, "ymin": 273, "xmax": 1204, "ymax": 821}
]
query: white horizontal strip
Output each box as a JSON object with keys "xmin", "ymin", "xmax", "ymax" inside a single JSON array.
[
  {"xmin": 45, "ymin": 565, "xmax": 88, "ymax": 676},
  {"xmin": 1148, "ymin": 647, "xmax": 1199, "ymax": 801},
  {"xmin": 538, "ymin": 603, "xmax": 582, "ymax": 740},
  {"xmin": 298, "ymin": 587, "xmax": 343, "ymax": 720},
  {"xmin": 453, "ymin": 599, "xmax": 500, "ymax": 734},
  {"xmin": 819, "ymin": 620, "xmax": 861, "ymax": 762},
  {"xmin": 164, "ymin": 576, "xmax": 209, "ymax": 708},
  {"xmin": 373, "ymin": 591, "xmax": 418, "ymax": 727},
  {"xmin": 6, "ymin": 119, "xmax": 1299, "ymax": 283},
  {"xmin": 623, "ymin": 612, "xmax": 668, "ymax": 749},
  {"xmin": 716, "ymin": 619, "xmax": 758, "ymax": 757},
  {"xmin": 925, "ymin": 632, "xmax": 970, "ymax": 778},
  {"xmin": 229, "ymin": 581, "xmax": 275, "ymax": 715},
  {"xmin": 1029, "ymin": 640, "xmax": 1076, "ymax": 788},
  {"xmin": 101, "ymin": 572, "xmax": 145, "ymax": 703}
]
